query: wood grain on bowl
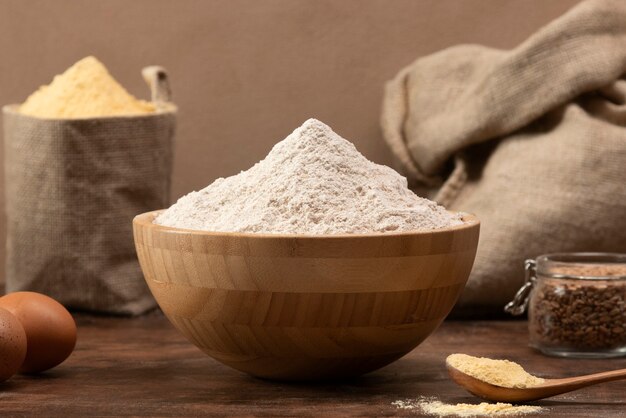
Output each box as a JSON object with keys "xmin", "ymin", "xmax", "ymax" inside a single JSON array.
[{"xmin": 133, "ymin": 210, "xmax": 480, "ymax": 380}]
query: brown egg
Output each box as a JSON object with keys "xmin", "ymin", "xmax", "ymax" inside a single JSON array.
[
  {"xmin": 0, "ymin": 292, "xmax": 76, "ymax": 374},
  {"xmin": 0, "ymin": 307, "xmax": 27, "ymax": 381}
]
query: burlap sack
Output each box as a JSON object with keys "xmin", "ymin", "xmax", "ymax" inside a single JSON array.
[
  {"xmin": 3, "ymin": 67, "xmax": 175, "ymax": 315},
  {"xmin": 381, "ymin": 0, "xmax": 626, "ymax": 315}
]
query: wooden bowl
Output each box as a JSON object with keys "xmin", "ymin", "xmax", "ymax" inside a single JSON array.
[{"xmin": 133, "ymin": 210, "xmax": 479, "ymax": 380}]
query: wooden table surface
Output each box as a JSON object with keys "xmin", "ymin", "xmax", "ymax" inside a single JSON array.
[{"xmin": 1, "ymin": 313, "xmax": 624, "ymax": 417}]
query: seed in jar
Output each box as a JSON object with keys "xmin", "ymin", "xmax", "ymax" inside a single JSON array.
[{"xmin": 529, "ymin": 264, "xmax": 626, "ymax": 352}]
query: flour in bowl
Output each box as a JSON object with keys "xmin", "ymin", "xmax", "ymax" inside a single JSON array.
[{"xmin": 156, "ymin": 118, "xmax": 462, "ymax": 234}]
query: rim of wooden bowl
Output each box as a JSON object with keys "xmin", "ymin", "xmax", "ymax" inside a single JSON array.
[{"xmin": 134, "ymin": 210, "xmax": 479, "ymax": 239}]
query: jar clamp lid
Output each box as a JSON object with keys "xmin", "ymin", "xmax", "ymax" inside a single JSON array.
[
  {"xmin": 505, "ymin": 253, "xmax": 626, "ymax": 316},
  {"xmin": 504, "ymin": 259, "xmax": 537, "ymax": 316}
]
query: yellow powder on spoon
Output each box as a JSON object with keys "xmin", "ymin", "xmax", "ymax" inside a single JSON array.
[
  {"xmin": 19, "ymin": 56, "xmax": 155, "ymax": 119},
  {"xmin": 447, "ymin": 353, "xmax": 545, "ymax": 388}
]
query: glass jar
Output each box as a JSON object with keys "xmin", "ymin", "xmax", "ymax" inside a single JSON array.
[{"xmin": 506, "ymin": 253, "xmax": 626, "ymax": 358}]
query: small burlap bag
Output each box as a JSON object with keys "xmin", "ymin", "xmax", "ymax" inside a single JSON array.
[
  {"xmin": 3, "ymin": 67, "xmax": 175, "ymax": 315},
  {"xmin": 381, "ymin": 0, "xmax": 626, "ymax": 315}
]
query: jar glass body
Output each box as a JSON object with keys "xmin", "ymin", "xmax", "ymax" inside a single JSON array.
[{"xmin": 527, "ymin": 253, "xmax": 626, "ymax": 358}]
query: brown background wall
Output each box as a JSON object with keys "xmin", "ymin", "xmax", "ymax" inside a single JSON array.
[{"xmin": 0, "ymin": 0, "xmax": 581, "ymax": 286}]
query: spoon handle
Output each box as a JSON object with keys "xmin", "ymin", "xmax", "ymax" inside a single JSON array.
[{"xmin": 548, "ymin": 368, "xmax": 626, "ymax": 390}]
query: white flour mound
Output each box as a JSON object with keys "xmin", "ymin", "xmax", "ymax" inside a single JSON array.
[{"xmin": 156, "ymin": 118, "xmax": 462, "ymax": 234}]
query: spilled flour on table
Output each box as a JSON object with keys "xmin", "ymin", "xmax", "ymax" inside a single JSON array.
[
  {"xmin": 157, "ymin": 118, "xmax": 462, "ymax": 234},
  {"xmin": 392, "ymin": 397, "xmax": 544, "ymax": 417}
]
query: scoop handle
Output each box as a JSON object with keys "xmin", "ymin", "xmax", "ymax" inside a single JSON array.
[
  {"xmin": 546, "ymin": 368, "xmax": 626, "ymax": 390},
  {"xmin": 142, "ymin": 66, "xmax": 171, "ymax": 104}
]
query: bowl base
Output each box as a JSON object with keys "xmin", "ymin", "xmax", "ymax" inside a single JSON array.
[{"xmin": 211, "ymin": 352, "xmax": 408, "ymax": 381}]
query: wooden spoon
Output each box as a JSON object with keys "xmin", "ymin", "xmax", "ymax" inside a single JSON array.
[{"xmin": 447, "ymin": 360, "xmax": 626, "ymax": 402}]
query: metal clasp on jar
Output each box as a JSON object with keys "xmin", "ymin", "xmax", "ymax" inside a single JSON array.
[{"xmin": 504, "ymin": 259, "xmax": 537, "ymax": 315}]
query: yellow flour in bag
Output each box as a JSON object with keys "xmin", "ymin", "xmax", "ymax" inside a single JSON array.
[
  {"xmin": 19, "ymin": 56, "xmax": 155, "ymax": 118},
  {"xmin": 447, "ymin": 354, "xmax": 544, "ymax": 388}
]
